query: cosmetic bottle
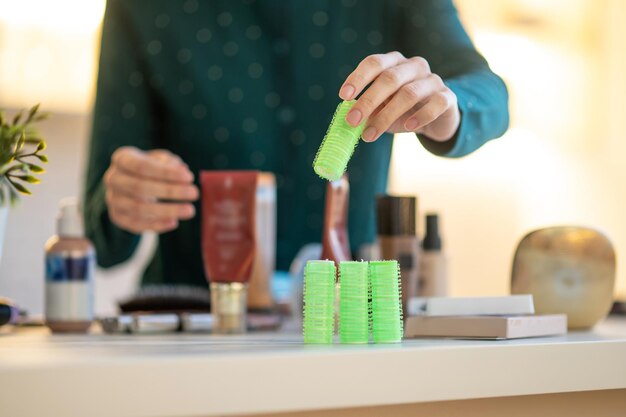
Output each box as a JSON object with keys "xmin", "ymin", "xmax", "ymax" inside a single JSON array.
[
  {"xmin": 320, "ymin": 175, "xmax": 352, "ymax": 332},
  {"xmin": 320, "ymin": 175, "xmax": 352, "ymax": 267},
  {"xmin": 201, "ymin": 171, "xmax": 258, "ymax": 334},
  {"xmin": 247, "ymin": 172, "xmax": 276, "ymax": 311},
  {"xmin": 376, "ymin": 195, "xmax": 419, "ymax": 313},
  {"xmin": 419, "ymin": 213, "xmax": 448, "ymax": 297},
  {"xmin": 44, "ymin": 198, "xmax": 95, "ymax": 333}
]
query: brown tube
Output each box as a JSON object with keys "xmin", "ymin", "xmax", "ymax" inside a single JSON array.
[
  {"xmin": 320, "ymin": 175, "xmax": 352, "ymax": 268},
  {"xmin": 201, "ymin": 171, "xmax": 258, "ymax": 283},
  {"xmin": 200, "ymin": 170, "xmax": 258, "ymax": 333}
]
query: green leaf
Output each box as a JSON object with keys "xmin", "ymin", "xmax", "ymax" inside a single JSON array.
[
  {"xmin": 33, "ymin": 112, "xmax": 50, "ymax": 122},
  {"xmin": 12, "ymin": 110, "xmax": 23, "ymax": 125},
  {"xmin": 17, "ymin": 130, "xmax": 26, "ymax": 151},
  {"xmin": 0, "ymin": 111, "xmax": 5, "ymax": 126},
  {"xmin": 35, "ymin": 154, "xmax": 48, "ymax": 163},
  {"xmin": 27, "ymin": 164, "xmax": 45, "ymax": 173},
  {"xmin": 5, "ymin": 165, "xmax": 26, "ymax": 174},
  {"xmin": 9, "ymin": 180, "xmax": 31, "ymax": 195},
  {"xmin": 36, "ymin": 140, "xmax": 46, "ymax": 151},
  {"xmin": 14, "ymin": 175, "xmax": 41, "ymax": 184},
  {"xmin": 26, "ymin": 103, "xmax": 40, "ymax": 123}
]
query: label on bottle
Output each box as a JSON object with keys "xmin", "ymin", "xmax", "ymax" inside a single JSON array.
[
  {"xmin": 45, "ymin": 253, "xmax": 94, "ymax": 321},
  {"xmin": 46, "ymin": 253, "xmax": 94, "ymax": 282},
  {"xmin": 397, "ymin": 253, "xmax": 414, "ymax": 269}
]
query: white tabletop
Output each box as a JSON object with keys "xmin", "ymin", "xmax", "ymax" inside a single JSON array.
[{"xmin": 1, "ymin": 317, "xmax": 626, "ymax": 417}]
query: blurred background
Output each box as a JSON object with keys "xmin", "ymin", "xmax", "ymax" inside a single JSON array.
[{"xmin": 1, "ymin": 0, "xmax": 625, "ymax": 316}]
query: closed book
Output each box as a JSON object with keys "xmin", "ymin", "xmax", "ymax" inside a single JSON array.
[
  {"xmin": 407, "ymin": 295, "xmax": 535, "ymax": 317},
  {"xmin": 404, "ymin": 314, "xmax": 567, "ymax": 340}
]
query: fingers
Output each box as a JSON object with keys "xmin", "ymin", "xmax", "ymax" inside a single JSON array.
[
  {"xmin": 106, "ymin": 189, "xmax": 194, "ymax": 234},
  {"xmin": 338, "ymin": 51, "xmax": 460, "ymax": 142},
  {"xmin": 112, "ymin": 147, "xmax": 194, "ymax": 183},
  {"xmin": 361, "ymin": 74, "xmax": 444, "ymax": 142},
  {"xmin": 405, "ymin": 90, "xmax": 456, "ymax": 133},
  {"xmin": 339, "ymin": 51, "xmax": 407, "ymax": 102},
  {"xmin": 104, "ymin": 147, "xmax": 198, "ymax": 234},
  {"xmin": 105, "ymin": 167, "xmax": 199, "ymax": 201},
  {"xmin": 344, "ymin": 56, "xmax": 431, "ymax": 129},
  {"xmin": 109, "ymin": 206, "xmax": 179, "ymax": 234}
]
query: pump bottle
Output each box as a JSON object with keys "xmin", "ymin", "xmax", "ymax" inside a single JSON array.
[
  {"xmin": 418, "ymin": 213, "xmax": 447, "ymax": 297},
  {"xmin": 45, "ymin": 198, "xmax": 95, "ymax": 333}
]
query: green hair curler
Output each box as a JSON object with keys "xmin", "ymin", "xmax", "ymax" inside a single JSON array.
[
  {"xmin": 339, "ymin": 261, "xmax": 370, "ymax": 344},
  {"xmin": 313, "ymin": 100, "xmax": 366, "ymax": 181},
  {"xmin": 369, "ymin": 260, "xmax": 403, "ymax": 343},
  {"xmin": 303, "ymin": 260, "xmax": 336, "ymax": 344}
]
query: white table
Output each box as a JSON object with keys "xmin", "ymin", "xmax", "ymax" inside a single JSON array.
[{"xmin": 1, "ymin": 318, "xmax": 626, "ymax": 417}]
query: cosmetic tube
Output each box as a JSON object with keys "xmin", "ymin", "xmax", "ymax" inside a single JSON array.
[{"xmin": 201, "ymin": 171, "xmax": 258, "ymax": 333}]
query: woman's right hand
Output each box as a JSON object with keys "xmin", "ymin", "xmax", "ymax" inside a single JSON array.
[{"xmin": 103, "ymin": 147, "xmax": 199, "ymax": 234}]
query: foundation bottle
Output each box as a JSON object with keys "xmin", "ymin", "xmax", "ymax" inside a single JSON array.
[
  {"xmin": 419, "ymin": 213, "xmax": 448, "ymax": 297},
  {"xmin": 376, "ymin": 195, "xmax": 419, "ymax": 313}
]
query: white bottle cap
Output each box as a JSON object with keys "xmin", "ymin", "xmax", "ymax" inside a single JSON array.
[{"xmin": 57, "ymin": 197, "xmax": 84, "ymax": 238}]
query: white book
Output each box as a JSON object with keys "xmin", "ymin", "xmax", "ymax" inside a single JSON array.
[
  {"xmin": 407, "ymin": 295, "xmax": 535, "ymax": 317},
  {"xmin": 404, "ymin": 314, "xmax": 567, "ymax": 340}
]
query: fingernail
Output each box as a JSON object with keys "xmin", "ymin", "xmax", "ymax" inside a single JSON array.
[
  {"xmin": 405, "ymin": 117, "xmax": 419, "ymax": 131},
  {"xmin": 346, "ymin": 109, "xmax": 362, "ymax": 126},
  {"xmin": 339, "ymin": 84, "xmax": 355, "ymax": 100},
  {"xmin": 362, "ymin": 126, "xmax": 377, "ymax": 142}
]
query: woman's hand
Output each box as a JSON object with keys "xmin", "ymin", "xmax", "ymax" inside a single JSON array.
[
  {"xmin": 103, "ymin": 147, "xmax": 199, "ymax": 234},
  {"xmin": 339, "ymin": 51, "xmax": 460, "ymax": 143}
]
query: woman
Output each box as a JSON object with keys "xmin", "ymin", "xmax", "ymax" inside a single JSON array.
[{"xmin": 85, "ymin": 0, "xmax": 509, "ymax": 288}]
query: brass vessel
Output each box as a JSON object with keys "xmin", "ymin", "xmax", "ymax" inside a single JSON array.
[{"xmin": 511, "ymin": 226, "xmax": 616, "ymax": 329}]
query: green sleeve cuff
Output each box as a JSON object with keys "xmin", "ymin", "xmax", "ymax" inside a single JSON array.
[{"xmin": 417, "ymin": 73, "xmax": 509, "ymax": 158}]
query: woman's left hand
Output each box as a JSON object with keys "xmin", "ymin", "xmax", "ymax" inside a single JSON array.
[{"xmin": 339, "ymin": 51, "xmax": 460, "ymax": 143}]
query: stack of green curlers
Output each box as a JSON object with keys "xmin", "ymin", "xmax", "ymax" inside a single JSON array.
[
  {"xmin": 339, "ymin": 261, "xmax": 370, "ymax": 344},
  {"xmin": 313, "ymin": 100, "xmax": 366, "ymax": 181},
  {"xmin": 303, "ymin": 260, "xmax": 336, "ymax": 344},
  {"xmin": 369, "ymin": 260, "xmax": 404, "ymax": 343}
]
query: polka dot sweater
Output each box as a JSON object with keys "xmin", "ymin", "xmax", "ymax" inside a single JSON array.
[{"xmin": 85, "ymin": 0, "xmax": 509, "ymax": 287}]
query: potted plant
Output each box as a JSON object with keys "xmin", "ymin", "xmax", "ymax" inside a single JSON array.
[{"xmin": 0, "ymin": 104, "xmax": 49, "ymax": 262}]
